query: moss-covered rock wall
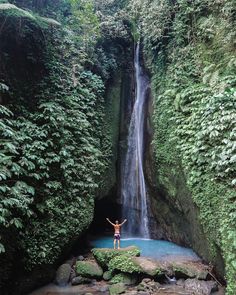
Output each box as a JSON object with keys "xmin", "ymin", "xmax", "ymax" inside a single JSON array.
[
  {"xmin": 0, "ymin": 2, "xmax": 132, "ymax": 293},
  {"xmin": 130, "ymin": 0, "xmax": 236, "ymax": 293}
]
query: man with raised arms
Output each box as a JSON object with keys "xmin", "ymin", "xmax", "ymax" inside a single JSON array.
[{"xmin": 106, "ymin": 218, "xmax": 127, "ymax": 249}]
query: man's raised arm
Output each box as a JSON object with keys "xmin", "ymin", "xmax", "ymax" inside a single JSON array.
[
  {"xmin": 106, "ymin": 218, "xmax": 115, "ymax": 226},
  {"xmin": 120, "ymin": 219, "xmax": 127, "ymax": 226}
]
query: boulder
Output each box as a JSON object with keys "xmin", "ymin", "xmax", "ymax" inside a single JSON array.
[
  {"xmin": 70, "ymin": 267, "xmax": 76, "ymax": 281},
  {"xmin": 137, "ymin": 278, "xmax": 160, "ymax": 293},
  {"xmin": 172, "ymin": 260, "xmax": 209, "ymax": 279},
  {"xmin": 110, "ymin": 273, "xmax": 137, "ymax": 285},
  {"xmin": 132, "ymin": 257, "xmax": 166, "ymax": 276},
  {"xmin": 176, "ymin": 278, "xmax": 185, "ymax": 286},
  {"xmin": 184, "ymin": 278, "xmax": 218, "ymax": 295},
  {"xmin": 103, "ymin": 270, "xmax": 113, "ymax": 281},
  {"xmin": 108, "ymin": 255, "xmax": 142, "ymax": 274},
  {"xmin": 76, "ymin": 260, "xmax": 103, "ymax": 279},
  {"xmin": 109, "ymin": 282, "xmax": 126, "ymax": 295},
  {"xmin": 126, "ymin": 256, "xmax": 209, "ymax": 280},
  {"xmin": 91, "ymin": 279, "xmax": 98, "ymax": 285},
  {"xmin": 55, "ymin": 263, "xmax": 71, "ymax": 286},
  {"xmin": 99, "ymin": 285, "xmax": 109, "ymax": 292},
  {"xmin": 78, "ymin": 255, "xmax": 85, "ymax": 261},
  {"xmin": 92, "ymin": 246, "xmax": 140, "ymax": 268},
  {"xmin": 71, "ymin": 276, "xmax": 92, "ymax": 285}
]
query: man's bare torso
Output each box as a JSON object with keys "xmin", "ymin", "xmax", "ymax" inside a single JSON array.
[{"xmin": 114, "ymin": 224, "xmax": 120, "ymax": 234}]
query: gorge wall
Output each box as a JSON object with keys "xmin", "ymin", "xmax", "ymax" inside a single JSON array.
[
  {"xmin": 0, "ymin": 2, "xmax": 131, "ymax": 294},
  {"xmin": 135, "ymin": 0, "xmax": 236, "ymax": 293}
]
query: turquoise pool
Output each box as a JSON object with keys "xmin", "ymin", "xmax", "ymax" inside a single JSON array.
[{"xmin": 91, "ymin": 237, "xmax": 199, "ymax": 260}]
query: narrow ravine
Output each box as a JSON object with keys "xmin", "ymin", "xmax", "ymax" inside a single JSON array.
[
  {"xmin": 1, "ymin": 1, "xmax": 234, "ymax": 294},
  {"xmin": 121, "ymin": 43, "xmax": 150, "ymax": 238}
]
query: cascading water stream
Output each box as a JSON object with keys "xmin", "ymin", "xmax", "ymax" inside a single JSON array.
[{"xmin": 121, "ymin": 43, "xmax": 150, "ymax": 238}]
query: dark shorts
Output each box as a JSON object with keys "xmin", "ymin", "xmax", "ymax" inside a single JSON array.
[{"xmin": 114, "ymin": 234, "xmax": 120, "ymax": 240}]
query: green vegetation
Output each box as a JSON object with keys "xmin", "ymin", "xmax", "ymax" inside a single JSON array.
[
  {"xmin": 0, "ymin": 0, "xmax": 131, "ymax": 292},
  {"xmin": 0, "ymin": 0, "xmax": 235, "ymax": 294},
  {"xmin": 108, "ymin": 255, "xmax": 142, "ymax": 274},
  {"xmin": 129, "ymin": 0, "xmax": 236, "ymax": 293},
  {"xmin": 110, "ymin": 273, "xmax": 136, "ymax": 285},
  {"xmin": 92, "ymin": 246, "xmax": 140, "ymax": 268},
  {"xmin": 76, "ymin": 261, "xmax": 103, "ymax": 278},
  {"xmin": 109, "ymin": 282, "xmax": 126, "ymax": 295},
  {"xmin": 103, "ymin": 270, "xmax": 113, "ymax": 281}
]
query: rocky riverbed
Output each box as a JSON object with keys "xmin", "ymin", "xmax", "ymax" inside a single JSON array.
[{"xmin": 30, "ymin": 246, "xmax": 225, "ymax": 295}]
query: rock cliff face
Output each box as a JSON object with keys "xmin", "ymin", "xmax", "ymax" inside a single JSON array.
[
  {"xmin": 91, "ymin": 56, "xmax": 135, "ymax": 233},
  {"xmin": 0, "ymin": 4, "xmax": 127, "ymax": 293},
  {"xmin": 95, "ymin": 45, "xmax": 225, "ymax": 282},
  {"xmin": 145, "ymin": 96, "xmax": 225, "ymax": 276},
  {"xmin": 130, "ymin": 2, "xmax": 236, "ymax": 292},
  {"xmin": 1, "ymin": 1, "xmax": 235, "ymax": 294}
]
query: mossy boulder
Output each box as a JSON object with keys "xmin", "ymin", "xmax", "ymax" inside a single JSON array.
[
  {"xmin": 109, "ymin": 282, "xmax": 126, "ymax": 295},
  {"xmin": 110, "ymin": 273, "xmax": 137, "ymax": 285},
  {"xmin": 172, "ymin": 260, "xmax": 209, "ymax": 280},
  {"xmin": 92, "ymin": 246, "xmax": 140, "ymax": 268},
  {"xmin": 109, "ymin": 256, "xmax": 209, "ymax": 280},
  {"xmin": 137, "ymin": 278, "xmax": 160, "ymax": 293},
  {"xmin": 103, "ymin": 270, "xmax": 113, "ymax": 281},
  {"xmin": 132, "ymin": 257, "xmax": 166, "ymax": 276},
  {"xmin": 133, "ymin": 257, "xmax": 209, "ymax": 279},
  {"xmin": 76, "ymin": 261, "xmax": 103, "ymax": 279},
  {"xmin": 108, "ymin": 255, "xmax": 142, "ymax": 274},
  {"xmin": 71, "ymin": 276, "xmax": 92, "ymax": 285},
  {"xmin": 55, "ymin": 263, "xmax": 71, "ymax": 286}
]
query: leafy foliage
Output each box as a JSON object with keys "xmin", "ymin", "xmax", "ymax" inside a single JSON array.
[
  {"xmin": 0, "ymin": 1, "xmax": 130, "ymax": 289},
  {"xmin": 129, "ymin": 0, "xmax": 236, "ymax": 293},
  {"xmin": 108, "ymin": 254, "xmax": 141, "ymax": 273},
  {"xmin": 92, "ymin": 246, "xmax": 140, "ymax": 268}
]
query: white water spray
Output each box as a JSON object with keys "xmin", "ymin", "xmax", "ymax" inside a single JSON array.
[{"xmin": 121, "ymin": 43, "xmax": 150, "ymax": 238}]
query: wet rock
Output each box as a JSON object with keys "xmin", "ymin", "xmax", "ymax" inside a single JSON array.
[
  {"xmin": 109, "ymin": 282, "xmax": 126, "ymax": 295},
  {"xmin": 153, "ymin": 284, "xmax": 191, "ymax": 294},
  {"xmin": 92, "ymin": 246, "xmax": 140, "ymax": 268},
  {"xmin": 176, "ymin": 278, "xmax": 185, "ymax": 286},
  {"xmin": 124, "ymin": 290, "xmax": 138, "ymax": 295},
  {"xmin": 142, "ymin": 278, "xmax": 151, "ymax": 284},
  {"xmin": 91, "ymin": 279, "xmax": 98, "ymax": 285},
  {"xmin": 110, "ymin": 273, "xmax": 138, "ymax": 285},
  {"xmin": 78, "ymin": 255, "xmax": 85, "ymax": 261},
  {"xmin": 55, "ymin": 263, "xmax": 71, "ymax": 286},
  {"xmin": 132, "ymin": 256, "xmax": 209, "ymax": 280},
  {"xmin": 69, "ymin": 265, "xmax": 76, "ymax": 281},
  {"xmin": 137, "ymin": 278, "xmax": 160, "ymax": 293},
  {"xmin": 103, "ymin": 270, "xmax": 113, "ymax": 281},
  {"xmin": 71, "ymin": 276, "xmax": 92, "ymax": 285},
  {"xmin": 76, "ymin": 260, "xmax": 103, "ymax": 278},
  {"xmin": 133, "ymin": 257, "xmax": 166, "ymax": 276},
  {"xmin": 100, "ymin": 285, "xmax": 109, "ymax": 292},
  {"xmin": 64, "ymin": 258, "xmax": 74, "ymax": 266},
  {"xmin": 172, "ymin": 260, "xmax": 209, "ymax": 279},
  {"xmin": 184, "ymin": 278, "xmax": 218, "ymax": 295},
  {"xmin": 109, "ymin": 255, "xmax": 142, "ymax": 274}
]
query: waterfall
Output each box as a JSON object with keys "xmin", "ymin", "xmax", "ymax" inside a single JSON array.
[{"xmin": 121, "ymin": 43, "xmax": 150, "ymax": 238}]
